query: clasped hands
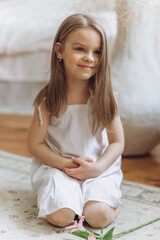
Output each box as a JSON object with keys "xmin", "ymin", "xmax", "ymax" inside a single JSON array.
[{"xmin": 63, "ymin": 156, "xmax": 100, "ymax": 181}]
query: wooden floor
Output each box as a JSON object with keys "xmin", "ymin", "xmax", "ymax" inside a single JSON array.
[{"xmin": 0, "ymin": 114, "xmax": 160, "ymax": 188}]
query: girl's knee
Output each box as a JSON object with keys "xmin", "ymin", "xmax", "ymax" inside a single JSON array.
[
  {"xmin": 46, "ymin": 208, "xmax": 75, "ymax": 227},
  {"xmin": 83, "ymin": 201, "xmax": 119, "ymax": 228}
]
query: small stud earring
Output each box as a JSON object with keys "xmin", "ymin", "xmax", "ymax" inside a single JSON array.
[{"xmin": 58, "ymin": 58, "xmax": 62, "ymax": 62}]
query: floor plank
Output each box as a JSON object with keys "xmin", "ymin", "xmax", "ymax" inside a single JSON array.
[
  {"xmin": 122, "ymin": 144, "xmax": 160, "ymax": 188},
  {"xmin": 0, "ymin": 114, "xmax": 32, "ymax": 157},
  {"xmin": 0, "ymin": 114, "xmax": 160, "ymax": 187}
]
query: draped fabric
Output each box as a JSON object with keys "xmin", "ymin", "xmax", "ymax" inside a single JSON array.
[{"xmin": 111, "ymin": 0, "xmax": 160, "ymax": 156}]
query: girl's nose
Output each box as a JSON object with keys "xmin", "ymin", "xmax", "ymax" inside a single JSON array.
[{"xmin": 83, "ymin": 52, "xmax": 94, "ymax": 63}]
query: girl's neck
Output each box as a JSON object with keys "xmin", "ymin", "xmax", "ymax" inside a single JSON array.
[{"xmin": 66, "ymin": 79, "xmax": 90, "ymax": 105}]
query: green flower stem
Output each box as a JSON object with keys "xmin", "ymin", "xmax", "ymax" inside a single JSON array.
[{"xmin": 113, "ymin": 217, "xmax": 160, "ymax": 239}]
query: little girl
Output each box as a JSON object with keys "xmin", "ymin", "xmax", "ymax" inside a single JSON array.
[{"xmin": 28, "ymin": 13, "xmax": 124, "ymax": 229}]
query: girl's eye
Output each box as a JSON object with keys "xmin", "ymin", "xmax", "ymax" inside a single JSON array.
[
  {"xmin": 94, "ymin": 50, "xmax": 100, "ymax": 55},
  {"xmin": 76, "ymin": 47, "xmax": 84, "ymax": 52}
]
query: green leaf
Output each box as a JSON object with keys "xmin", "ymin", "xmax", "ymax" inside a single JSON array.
[
  {"xmin": 72, "ymin": 230, "xmax": 91, "ymax": 239},
  {"xmin": 101, "ymin": 227, "xmax": 104, "ymax": 234},
  {"xmin": 92, "ymin": 231, "xmax": 101, "ymax": 237},
  {"xmin": 72, "ymin": 230, "xmax": 101, "ymax": 239},
  {"xmin": 103, "ymin": 227, "xmax": 115, "ymax": 240}
]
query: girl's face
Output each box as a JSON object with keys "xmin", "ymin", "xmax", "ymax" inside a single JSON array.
[{"xmin": 56, "ymin": 27, "xmax": 101, "ymax": 83}]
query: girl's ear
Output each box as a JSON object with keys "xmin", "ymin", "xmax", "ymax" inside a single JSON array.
[{"xmin": 55, "ymin": 42, "xmax": 63, "ymax": 60}]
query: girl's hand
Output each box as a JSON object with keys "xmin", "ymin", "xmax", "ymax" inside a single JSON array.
[
  {"xmin": 63, "ymin": 157, "xmax": 99, "ymax": 181},
  {"xmin": 65, "ymin": 158, "xmax": 79, "ymax": 169}
]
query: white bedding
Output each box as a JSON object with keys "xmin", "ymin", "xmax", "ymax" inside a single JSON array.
[
  {"xmin": 0, "ymin": 0, "xmax": 117, "ymax": 56},
  {"xmin": 0, "ymin": 51, "xmax": 51, "ymax": 82},
  {"xmin": 0, "ymin": 0, "xmax": 78, "ymax": 55}
]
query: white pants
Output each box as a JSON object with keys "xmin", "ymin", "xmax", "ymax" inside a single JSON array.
[{"xmin": 31, "ymin": 159, "xmax": 123, "ymax": 218}]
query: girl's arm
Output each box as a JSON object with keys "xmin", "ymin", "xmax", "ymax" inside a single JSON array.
[
  {"xmin": 63, "ymin": 114, "xmax": 124, "ymax": 180},
  {"xmin": 27, "ymin": 101, "xmax": 78, "ymax": 170},
  {"xmin": 94, "ymin": 114, "xmax": 124, "ymax": 175}
]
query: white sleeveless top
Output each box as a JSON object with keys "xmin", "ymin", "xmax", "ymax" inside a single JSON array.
[
  {"xmin": 43, "ymin": 101, "xmax": 121, "ymax": 175},
  {"xmin": 45, "ymin": 102, "xmax": 108, "ymax": 160}
]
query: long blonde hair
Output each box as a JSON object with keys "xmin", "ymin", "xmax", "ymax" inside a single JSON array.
[{"xmin": 34, "ymin": 13, "xmax": 117, "ymax": 132}]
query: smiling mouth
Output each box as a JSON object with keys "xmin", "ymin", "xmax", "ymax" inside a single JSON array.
[{"xmin": 78, "ymin": 65, "xmax": 94, "ymax": 70}]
